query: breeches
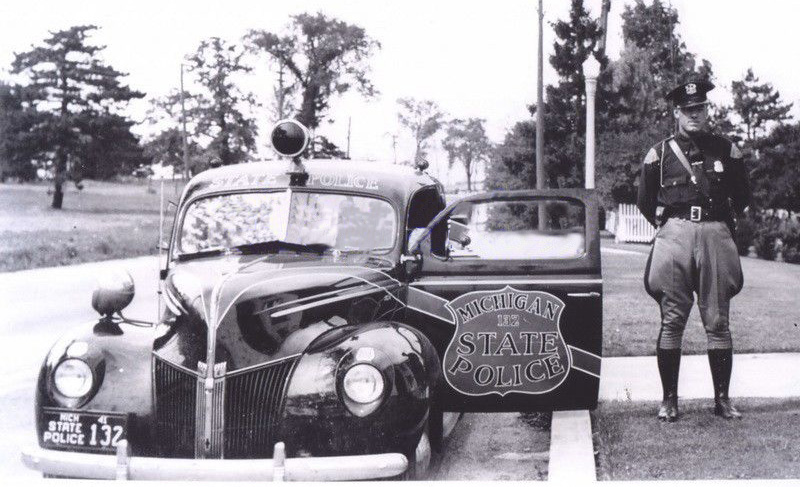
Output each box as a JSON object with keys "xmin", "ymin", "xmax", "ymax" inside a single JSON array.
[{"xmin": 644, "ymin": 219, "xmax": 744, "ymax": 349}]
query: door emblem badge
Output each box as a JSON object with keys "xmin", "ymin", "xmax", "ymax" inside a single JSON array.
[{"xmin": 442, "ymin": 286, "xmax": 570, "ymax": 396}]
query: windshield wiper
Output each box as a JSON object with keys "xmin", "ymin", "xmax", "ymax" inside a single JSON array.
[
  {"xmin": 176, "ymin": 247, "xmax": 228, "ymax": 261},
  {"xmin": 231, "ymin": 240, "xmax": 332, "ymax": 255}
]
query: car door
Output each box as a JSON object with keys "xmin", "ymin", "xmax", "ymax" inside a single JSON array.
[{"xmin": 405, "ymin": 189, "xmax": 602, "ymax": 412}]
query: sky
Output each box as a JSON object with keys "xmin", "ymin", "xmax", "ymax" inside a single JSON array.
[{"xmin": 0, "ymin": 0, "xmax": 798, "ymax": 184}]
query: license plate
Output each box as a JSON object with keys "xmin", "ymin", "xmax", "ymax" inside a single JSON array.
[{"xmin": 42, "ymin": 408, "xmax": 127, "ymax": 453}]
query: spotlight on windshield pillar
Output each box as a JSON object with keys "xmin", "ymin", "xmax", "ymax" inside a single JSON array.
[{"xmin": 271, "ymin": 119, "xmax": 310, "ymax": 158}]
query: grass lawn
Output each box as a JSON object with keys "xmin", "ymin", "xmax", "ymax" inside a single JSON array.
[
  {"xmin": 602, "ymin": 241, "xmax": 800, "ymax": 356},
  {"xmin": 593, "ymin": 398, "xmax": 800, "ymax": 480},
  {"xmin": 0, "ymin": 180, "xmax": 183, "ymax": 272}
]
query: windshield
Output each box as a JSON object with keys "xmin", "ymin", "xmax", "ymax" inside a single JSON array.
[{"xmin": 177, "ymin": 191, "xmax": 397, "ymax": 256}]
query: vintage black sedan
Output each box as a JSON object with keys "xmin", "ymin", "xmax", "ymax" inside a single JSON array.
[{"xmin": 22, "ymin": 120, "xmax": 602, "ymax": 480}]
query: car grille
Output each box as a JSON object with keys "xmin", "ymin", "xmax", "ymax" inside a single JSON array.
[
  {"xmin": 153, "ymin": 358, "xmax": 196, "ymax": 458},
  {"xmin": 153, "ymin": 355, "xmax": 298, "ymax": 459},
  {"xmin": 223, "ymin": 359, "xmax": 297, "ymax": 458}
]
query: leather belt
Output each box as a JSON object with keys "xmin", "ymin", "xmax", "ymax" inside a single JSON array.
[{"xmin": 665, "ymin": 206, "xmax": 724, "ymax": 222}]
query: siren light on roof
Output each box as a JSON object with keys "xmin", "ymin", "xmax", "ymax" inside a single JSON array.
[{"xmin": 271, "ymin": 119, "xmax": 310, "ymax": 158}]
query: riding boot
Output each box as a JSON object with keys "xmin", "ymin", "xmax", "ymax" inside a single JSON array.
[
  {"xmin": 656, "ymin": 348, "xmax": 681, "ymax": 422},
  {"xmin": 708, "ymin": 348, "xmax": 742, "ymax": 419}
]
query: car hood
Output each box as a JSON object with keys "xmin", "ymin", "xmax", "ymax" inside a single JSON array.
[{"xmin": 154, "ymin": 254, "xmax": 402, "ymax": 373}]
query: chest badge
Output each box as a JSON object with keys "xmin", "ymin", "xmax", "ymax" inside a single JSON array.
[{"xmin": 713, "ymin": 160, "xmax": 724, "ymax": 173}]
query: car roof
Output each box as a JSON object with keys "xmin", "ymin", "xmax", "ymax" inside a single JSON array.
[{"xmin": 181, "ymin": 159, "xmax": 443, "ymax": 207}]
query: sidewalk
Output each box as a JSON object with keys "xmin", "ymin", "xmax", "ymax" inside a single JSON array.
[{"xmin": 599, "ymin": 352, "xmax": 800, "ymax": 401}]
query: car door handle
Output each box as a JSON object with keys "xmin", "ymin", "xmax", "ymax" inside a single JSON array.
[{"xmin": 567, "ymin": 292, "xmax": 601, "ymax": 298}]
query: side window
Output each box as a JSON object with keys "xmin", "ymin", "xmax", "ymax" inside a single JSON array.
[
  {"xmin": 437, "ymin": 199, "xmax": 586, "ymax": 260},
  {"xmin": 407, "ymin": 187, "xmax": 446, "ymax": 252}
]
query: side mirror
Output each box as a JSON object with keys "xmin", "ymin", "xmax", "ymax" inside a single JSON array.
[
  {"xmin": 92, "ymin": 269, "xmax": 135, "ymax": 317},
  {"xmin": 448, "ymin": 219, "xmax": 471, "ymax": 248}
]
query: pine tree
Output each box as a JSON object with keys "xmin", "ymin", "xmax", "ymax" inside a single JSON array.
[
  {"xmin": 731, "ymin": 68, "xmax": 793, "ymax": 145},
  {"xmin": 0, "ymin": 82, "xmax": 40, "ymax": 181},
  {"xmin": 11, "ymin": 25, "xmax": 144, "ymax": 208},
  {"xmin": 489, "ymin": 0, "xmax": 607, "ymax": 192}
]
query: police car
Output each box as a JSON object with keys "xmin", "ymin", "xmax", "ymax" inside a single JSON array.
[{"xmin": 22, "ymin": 120, "xmax": 602, "ymax": 480}]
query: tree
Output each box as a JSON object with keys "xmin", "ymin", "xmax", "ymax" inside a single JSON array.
[
  {"xmin": 442, "ymin": 118, "xmax": 492, "ymax": 191},
  {"xmin": 186, "ymin": 37, "xmax": 258, "ymax": 166},
  {"xmin": 142, "ymin": 127, "xmax": 202, "ymax": 173},
  {"xmin": 751, "ymin": 122, "xmax": 800, "ymax": 211},
  {"xmin": 485, "ymin": 120, "xmax": 537, "ymax": 192},
  {"xmin": 596, "ymin": 1, "xmax": 718, "ymax": 206},
  {"xmin": 396, "ymin": 98, "xmax": 444, "ymax": 166},
  {"xmin": 731, "ymin": 68, "xmax": 793, "ymax": 145},
  {"xmin": 488, "ymin": 0, "xmax": 607, "ymax": 193},
  {"xmin": 76, "ymin": 113, "xmax": 146, "ymax": 180},
  {"xmin": 312, "ymin": 135, "xmax": 347, "ymax": 159},
  {"xmin": 245, "ymin": 12, "xmax": 380, "ymax": 132},
  {"xmin": 612, "ymin": 0, "xmax": 713, "ymax": 131},
  {"xmin": 11, "ymin": 25, "xmax": 144, "ymax": 208},
  {"xmin": 620, "ymin": 0, "xmax": 697, "ymax": 87},
  {"xmin": 0, "ymin": 82, "xmax": 40, "ymax": 181}
]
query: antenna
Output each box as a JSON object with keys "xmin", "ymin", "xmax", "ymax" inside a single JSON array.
[{"xmin": 157, "ymin": 180, "xmax": 164, "ymax": 324}]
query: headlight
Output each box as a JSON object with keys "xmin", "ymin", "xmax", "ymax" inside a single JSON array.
[
  {"xmin": 343, "ymin": 363, "xmax": 384, "ymax": 404},
  {"xmin": 53, "ymin": 359, "xmax": 93, "ymax": 398}
]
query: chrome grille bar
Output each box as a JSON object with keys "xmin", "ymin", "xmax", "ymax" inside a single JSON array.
[{"xmin": 195, "ymin": 361, "xmax": 226, "ymax": 459}]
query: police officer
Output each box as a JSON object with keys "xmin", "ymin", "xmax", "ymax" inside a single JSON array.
[{"xmin": 637, "ymin": 76, "xmax": 750, "ymax": 422}]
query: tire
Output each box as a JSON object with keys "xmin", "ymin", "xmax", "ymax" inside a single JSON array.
[{"xmin": 429, "ymin": 406, "xmax": 444, "ymax": 453}]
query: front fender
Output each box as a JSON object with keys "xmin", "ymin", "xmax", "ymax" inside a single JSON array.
[
  {"xmin": 35, "ymin": 318, "xmax": 156, "ymax": 456},
  {"xmin": 279, "ymin": 321, "xmax": 440, "ymax": 457}
]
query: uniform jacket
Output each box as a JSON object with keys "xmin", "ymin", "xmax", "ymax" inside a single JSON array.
[{"xmin": 636, "ymin": 131, "xmax": 751, "ymax": 227}]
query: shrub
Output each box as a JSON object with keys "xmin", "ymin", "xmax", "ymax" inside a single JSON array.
[
  {"xmin": 780, "ymin": 224, "xmax": 800, "ymax": 264},
  {"xmin": 752, "ymin": 218, "xmax": 781, "ymax": 261}
]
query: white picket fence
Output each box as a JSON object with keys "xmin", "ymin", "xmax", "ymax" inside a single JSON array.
[{"xmin": 609, "ymin": 203, "xmax": 657, "ymax": 243}]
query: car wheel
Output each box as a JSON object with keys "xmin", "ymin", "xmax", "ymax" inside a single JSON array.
[
  {"xmin": 429, "ymin": 406, "xmax": 462, "ymax": 453},
  {"xmin": 429, "ymin": 406, "xmax": 444, "ymax": 452}
]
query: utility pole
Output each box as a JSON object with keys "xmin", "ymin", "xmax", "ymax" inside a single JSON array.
[
  {"xmin": 598, "ymin": 0, "xmax": 611, "ymax": 57},
  {"xmin": 536, "ymin": 0, "xmax": 547, "ymax": 229},
  {"xmin": 180, "ymin": 63, "xmax": 189, "ymax": 181}
]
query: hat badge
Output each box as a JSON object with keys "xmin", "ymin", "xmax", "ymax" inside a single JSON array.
[{"xmin": 685, "ymin": 83, "xmax": 697, "ymax": 95}]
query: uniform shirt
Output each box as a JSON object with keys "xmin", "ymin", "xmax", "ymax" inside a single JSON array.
[{"xmin": 636, "ymin": 131, "xmax": 751, "ymax": 227}]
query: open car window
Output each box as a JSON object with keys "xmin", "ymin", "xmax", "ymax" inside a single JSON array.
[
  {"xmin": 435, "ymin": 198, "xmax": 586, "ymax": 260},
  {"xmin": 177, "ymin": 191, "xmax": 396, "ymax": 256}
]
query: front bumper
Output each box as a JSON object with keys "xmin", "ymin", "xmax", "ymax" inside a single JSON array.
[{"xmin": 21, "ymin": 441, "xmax": 408, "ymax": 481}]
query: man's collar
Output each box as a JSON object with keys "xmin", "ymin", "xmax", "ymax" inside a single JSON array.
[{"xmin": 674, "ymin": 130, "xmax": 708, "ymax": 142}]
